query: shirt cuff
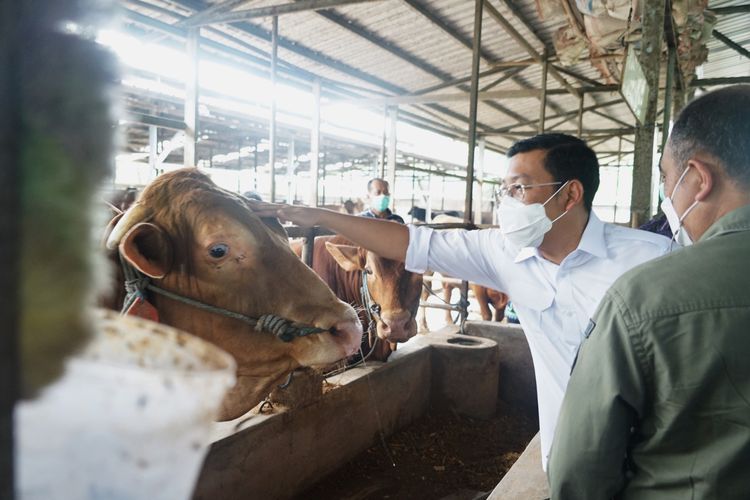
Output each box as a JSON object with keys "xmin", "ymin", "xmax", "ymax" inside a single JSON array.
[{"xmin": 405, "ymin": 224, "xmax": 433, "ymax": 274}]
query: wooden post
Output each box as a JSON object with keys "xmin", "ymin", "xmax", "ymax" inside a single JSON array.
[
  {"xmin": 630, "ymin": 0, "xmax": 665, "ymax": 227},
  {"xmin": 184, "ymin": 28, "xmax": 199, "ymax": 167},
  {"xmin": 577, "ymin": 94, "xmax": 584, "ymax": 136}
]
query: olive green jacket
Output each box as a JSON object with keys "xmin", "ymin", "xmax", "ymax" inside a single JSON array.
[{"xmin": 548, "ymin": 204, "xmax": 750, "ymax": 499}]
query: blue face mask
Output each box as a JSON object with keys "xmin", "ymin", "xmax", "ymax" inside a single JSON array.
[{"xmin": 372, "ymin": 194, "xmax": 390, "ymax": 212}]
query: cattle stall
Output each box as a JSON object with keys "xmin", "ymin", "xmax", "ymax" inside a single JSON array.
[{"xmin": 7, "ymin": 0, "xmax": 750, "ymax": 499}]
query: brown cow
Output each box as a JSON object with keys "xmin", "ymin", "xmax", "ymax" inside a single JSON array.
[
  {"xmin": 293, "ymin": 235, "xmax": 423, "ymax": 362},
  {"xmin": 103, "ymin": 168, "xmax": 362, "ymax": 420}
]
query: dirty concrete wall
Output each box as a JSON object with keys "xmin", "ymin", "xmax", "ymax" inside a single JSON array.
[
  {"xmin": 193, "ymin": 345, "xmax": 432, "ymax": 500},
  {"xmin": 463, "ymin": 321, "xmax": 539, "ymax": 427}
]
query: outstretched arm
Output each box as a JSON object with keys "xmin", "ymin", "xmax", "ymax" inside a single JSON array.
[{"xmin": 251, "ymin": 201, "xmax": 409, "ymax": 262}]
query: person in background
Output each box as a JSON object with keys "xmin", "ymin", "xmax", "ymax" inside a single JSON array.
[
  {"xmin": 359, "ymin": 177, "xmax": 404, "ymax": 223},
  {"xmin": 548, "ymin": 85, "xmax": 750, "ymax": 500}
]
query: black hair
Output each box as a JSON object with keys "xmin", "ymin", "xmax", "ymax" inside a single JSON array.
[
  {"xmin": 669, "ymin": 85, "xmax": 750, "ymax": 188},
  {"xmin": 367, "ymin": 177, "xmax": 389, "ymax": 192},
  {"xmin": 507, "ymin": 133, "xmax": 600, "ymax": 212}
]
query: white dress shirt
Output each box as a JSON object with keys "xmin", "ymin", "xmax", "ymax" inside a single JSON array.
[{"xmin": 405, "ymin": 213, "xmax": 671, "ymax": 469}]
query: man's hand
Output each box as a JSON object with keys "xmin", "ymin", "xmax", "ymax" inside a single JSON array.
[
  {"xmin": 250, "ymin": 200, "xmax": 409, "ymax": 262},
  {"xmin": 249, "ymin": 201, "xmax": 329, "ymax": 227}
]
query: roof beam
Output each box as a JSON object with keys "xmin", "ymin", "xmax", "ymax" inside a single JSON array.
[
  {"xmin": 712, "ymin": 29, "xmax": 750, "ymax": 60},
  {"xmin": 691, "ymin": 76, "xmax": 750, "ymax": 86},
  {"xmin": 183, "ymin": 0, "xmax": 384, "ymax": 27},
  {"xmin": 342, "ymin": 86, "xmax": 618, "ymax": 105},
  {"xmin": 711, "ymin": 5, "xmax": 750, "ymax": 15},
  {"xmin": 484, "ymin": 2, "xmax": 580, "ymax": 98},
  {"xmin": 175, "ymin": 0, "xmax": 249, "ymax": 28},
  {"xmin": 409, "ymin": 62, "xmax": 531, "ymax": 95}
]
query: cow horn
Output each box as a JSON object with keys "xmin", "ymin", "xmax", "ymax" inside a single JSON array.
[{"xmin": 105, "ymin": 202, "xmax": 151, "ymax": 250}]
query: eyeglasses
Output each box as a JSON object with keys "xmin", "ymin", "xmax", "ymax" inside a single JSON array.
[{"xmin": 494, "ymin": 182, "xmax": 564, "ymax": 202}]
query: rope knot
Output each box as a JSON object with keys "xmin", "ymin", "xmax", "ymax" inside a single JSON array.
[
  {"xmin": 124, "ymin": 276, "xmax": 150, "ymax": 298},
  {"xmin": 256, "ymin": 314, "xmax": 329, "ymax": 342}
]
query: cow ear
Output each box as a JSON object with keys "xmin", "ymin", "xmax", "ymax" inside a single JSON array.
[
  {"xmin": 325, "ymin": 242, "xmax": 365, "ymax": 272},
  {"xmin": 119, "ymin": 222, "xmax": 173, "ymax": 279}
]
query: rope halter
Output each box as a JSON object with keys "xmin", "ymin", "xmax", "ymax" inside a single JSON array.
[{"xmin": 119, "ymin": 254, "xmax": 330, "ymax": 342}]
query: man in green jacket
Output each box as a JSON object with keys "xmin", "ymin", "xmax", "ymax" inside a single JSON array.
[{"xmin": 548, "ymin": 85, "xmax": 750, "ymax": 499}]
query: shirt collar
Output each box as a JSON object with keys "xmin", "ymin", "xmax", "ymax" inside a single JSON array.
[
  {"xmin": 699, "ymin": 204, "xmax": 750, "ymax": 242},
  {"xmin": 512, "ymin": 212, "xmax": 608, "ymax": 264}
]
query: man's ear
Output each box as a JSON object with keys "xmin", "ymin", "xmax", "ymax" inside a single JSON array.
[
  {"xmin": 119, "ymin": 222, "xmax": 173, "ymax": 279},
  {"xmin": 325, "ymin": 242, "xmax": 365, "ymax": 272},
  {"xmin": 564, "ymin": 179, "xmax": 585, "ymax": 211},
  {"xmin": 689, "ymin": 159, "xmax": 715, "ymax": 202}
]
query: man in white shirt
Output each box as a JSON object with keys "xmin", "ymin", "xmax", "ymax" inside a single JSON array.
[{"xmin": 253, "ymin": 133, "xmax": 671, "ymax": 470}]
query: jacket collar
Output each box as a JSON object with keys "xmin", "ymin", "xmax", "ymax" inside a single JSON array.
[{"xmin": 699, "ymin": 204, "xmax": 750, "ymax": 242}]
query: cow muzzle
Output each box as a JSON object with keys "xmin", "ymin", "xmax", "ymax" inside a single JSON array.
[{"xmin": 377, "ymin": 311, "xmax": 416, "ymax": 343}]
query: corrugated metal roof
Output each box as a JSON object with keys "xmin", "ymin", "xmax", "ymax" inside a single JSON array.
[{"xmin": 120, "ymin": 0, "xmax": 750, "ymax": 161}]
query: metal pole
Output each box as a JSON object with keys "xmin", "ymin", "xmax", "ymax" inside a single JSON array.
[
  {"xmin": 321, "ymin": 151, "xmax": 327, "ymax": 205},
  {"xmin": 387, "ymin": 106, "xmax": 398, "ymax": 209},
  {"xmin": 287, "ymin": 137, "xmax": 296, "ymax": 203},
  {"xmin": 184, "ymin": 27, "xmax": 199, "ymax": 167},
  {"xmin": 538, "ymin": 48, "xmax": 548, "ymax": 134},
  {"xmin": 475, "ymin": 137, "xmax": 485, "ymax": 224},
  {"xmin": 310, "ymin": 78, "xmax": 321, "ymax": 206},
  {"xmin": 269, "ymin": 15, "xmax": 278, "ymax": 202},
  {"xmin": 461, "ymin": 0, "xmax": 484, "ymax": 327},
  {"xmin": 1, "ymin": 0, "xmax": 20, "ymax": 493},
  {"xmin": 630, "ymin": 0, "xmax": 665, "ymax": 227}
]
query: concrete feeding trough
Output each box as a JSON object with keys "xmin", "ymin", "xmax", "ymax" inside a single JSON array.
[{"xmin": 193, "ymin": 321, "xmax": 541, "ymax": 500}]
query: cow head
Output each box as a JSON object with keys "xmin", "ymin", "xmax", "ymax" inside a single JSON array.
[
  {"xmin": 104, "ymin": 168, "xmax": 361, "ymax": 420},
  {"xmin": 324, "ymin": 242, "xmax": 422, "ymax": 344}
]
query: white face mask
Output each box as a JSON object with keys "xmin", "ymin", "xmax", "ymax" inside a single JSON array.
[
  {"xmin": 660, "ymin": 166, "xmax": 698, "ymax": 247},
  {"xmin": 498, "ymin": 181, "xmax": 569, "ymax": 253}
]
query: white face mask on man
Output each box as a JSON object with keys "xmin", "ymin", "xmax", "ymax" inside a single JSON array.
[
  {"xmin": 660, "ymin": 166, "xmax": 698, "ymax": 247},
  {"xmin": 498, "ymin": 181, "xmax": 570, "ymax": 253}
]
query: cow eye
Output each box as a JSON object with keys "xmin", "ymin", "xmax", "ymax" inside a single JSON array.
[
  {"xmin": 209, "ymin": 243, "xmax": 229, "ymax": 259},
  {"xmin": 364, "ymin": 267, "xmax": 373, "ymax": 275}
]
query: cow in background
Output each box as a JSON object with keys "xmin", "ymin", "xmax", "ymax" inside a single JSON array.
[
  {"xmin": 102, "ymin": 168, "xmax": 362, "ymax": 420},
  {"xmin": 293, "ymin": 235, "xmax": 423, "ymax": 362}
]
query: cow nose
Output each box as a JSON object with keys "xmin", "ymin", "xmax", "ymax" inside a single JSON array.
[
  {"xmin": 331, "ymin": 320, "xmax": 363, "ymax": 357},
  {"xmin": 379, "ymin": 311, "xmax": 413, "ymax": 341}
]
